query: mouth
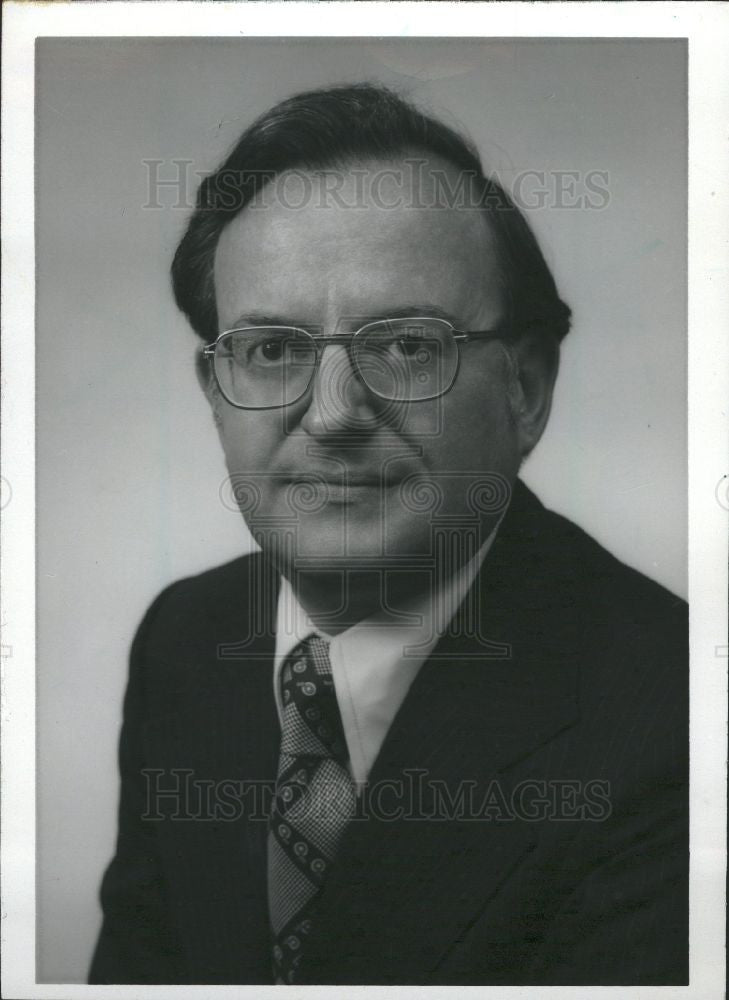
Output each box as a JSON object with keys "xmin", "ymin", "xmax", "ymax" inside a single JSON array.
[
  {"xmin": 279, "ymin": 470, "xmax": 399, "ymax": 505},
  {"xmin": 280, "ymin": 469, "xmax": 396, "ymax": 486},
  {"xmin": 311, "ymin": 481, "xmax": 379, "ymax": 504}
]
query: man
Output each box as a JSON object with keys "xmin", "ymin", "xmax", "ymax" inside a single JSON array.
[{"xmin": 90, "ymin": 84, "xmax": 688, "ymax": 985}]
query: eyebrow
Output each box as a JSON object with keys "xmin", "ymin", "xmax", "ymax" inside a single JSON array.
[
  {"xmin": 227, "ymin": 304, "xmax": 461, "ymax": 331},
  {"xmin": 368, "ymin": 304, "xmax": 460, "ymax": 323},
  {"xmin": 228, "ymin": 312, "xmax": 310, "ymax": 329}
]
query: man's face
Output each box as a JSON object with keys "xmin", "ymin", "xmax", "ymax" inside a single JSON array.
[{"xmin": 212, "ymin": 159, "xmax": 523, "ymax": 579}]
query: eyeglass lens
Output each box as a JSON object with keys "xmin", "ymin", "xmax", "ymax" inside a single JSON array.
[{"xmin": 213, "ymin": 318, "xmax": 458, "ymax": 408}]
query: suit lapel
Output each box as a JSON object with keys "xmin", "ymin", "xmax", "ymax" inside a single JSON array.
[{"xmin": 298, "ymin": 481, "xmax": 582, "ymax": 983}]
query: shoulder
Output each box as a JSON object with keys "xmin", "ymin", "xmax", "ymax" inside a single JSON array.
[
  {"xmin": 547, "ymin": 505, "xmax": 684, "ymax": 624},
  {"xmin": 144, "ymin": 551, "xmax": 269, "ymax": 615},
  {"xmin": 507, "ymin": 481, "xmax": 687, "ymax": 725},
  {"xmin": 123, "ymin": 552, "xmax": 276, "ymax": 720},
  {"xmin": 514, "ymin": 480, "xmax": 686, "ymax": 630},
  {"xmin": 521, "ymin": 485, "xmax": 688, "ymax": 744},
  {"xmin": 131, "ymin": 551, "xmax": 275, "ymax": 663}
]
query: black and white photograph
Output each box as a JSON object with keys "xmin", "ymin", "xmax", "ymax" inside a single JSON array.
[{"xmin": 1, "ymin": 3, "xmax": 727, "ymax": 997}]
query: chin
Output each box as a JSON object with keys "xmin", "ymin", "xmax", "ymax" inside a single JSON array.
[{"xmin": 253, "ymin": 510, "xmax": 433, "ymax": 571}]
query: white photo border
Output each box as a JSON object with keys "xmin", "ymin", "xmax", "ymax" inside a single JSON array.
[{"xmin": 2, "ymin": 2, "xmax": 727, "ymax": 998}]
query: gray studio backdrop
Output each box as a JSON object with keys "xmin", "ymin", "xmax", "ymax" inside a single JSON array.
[{"xmin": 36, "ymin": 37, "xmax": 687, "ymax": 981}]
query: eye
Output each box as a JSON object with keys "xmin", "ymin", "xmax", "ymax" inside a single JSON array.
[
  {"xmin": 397, "ymin": 337, "xmax": 423, "ymax": 357},
  {"xmin": 368, "ymin": 336, "xmax": 419, "ymax": 356},
  {"xmin": 241, "ymin": 333, "xmax": 294, "ymax": 366},
  {"xmin": 255, "ymin": 338, "xmax": 286, "ymax": 363}
]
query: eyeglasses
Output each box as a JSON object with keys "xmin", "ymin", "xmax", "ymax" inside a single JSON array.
[{"xmin": 202, "ymin": 316, "xmax": 509, "ymax": 409}]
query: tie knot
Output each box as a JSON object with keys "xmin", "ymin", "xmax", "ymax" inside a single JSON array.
[
  {"xmin": 279, "ymin": 635, "xmax": 347, "ymax": 761},
  {"xmin": 301, "ymin": 634, "xmax": 332, "ymax": 677},
  {"xmin": 281, "ymin": 635, "xmax": 331, "ymax": 690}
]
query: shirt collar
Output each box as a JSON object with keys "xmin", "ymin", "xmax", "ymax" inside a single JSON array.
[{"xmin": 272, "ymin": 526, "xmax": 499, "ymax": 785}]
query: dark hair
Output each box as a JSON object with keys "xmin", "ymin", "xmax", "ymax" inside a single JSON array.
[{"xmin": 171, "ymin": 83, "xmax": 571, "ymax": 350}]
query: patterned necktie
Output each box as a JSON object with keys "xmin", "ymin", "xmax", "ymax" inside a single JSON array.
[{"xmin": 268, "ymin": 635, "xmax": 356, "ymax": 984}]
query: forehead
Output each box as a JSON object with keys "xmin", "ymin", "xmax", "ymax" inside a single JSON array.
[{"xmin": 213, "ymin": 158, "xmax": 502, "ymax": 328}]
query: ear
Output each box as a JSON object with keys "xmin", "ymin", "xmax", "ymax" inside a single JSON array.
[
  {"xmin": 504, "ymin": 333, "xmax": 560, "ymax": 458},
  {"xmin": 196, "ymin": 348, "xmax": 224, "ymax": 429}
]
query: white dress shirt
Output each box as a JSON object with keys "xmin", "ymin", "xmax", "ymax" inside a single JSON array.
[{"xmin": 273, "ymin": 530, "xmax": 497, "ymax": 788}]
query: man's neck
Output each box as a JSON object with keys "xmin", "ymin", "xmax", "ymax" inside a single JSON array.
[{"xmin": 273, "ymin": 526, "xmax": 500, "ymax": 637}]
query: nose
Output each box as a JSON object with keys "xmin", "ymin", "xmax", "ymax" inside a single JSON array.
[{"xmin": 299, "ymin": 344, "xmax": 380, "ymax": 437}]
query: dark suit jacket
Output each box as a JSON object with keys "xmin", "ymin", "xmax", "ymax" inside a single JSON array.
[{"xmin": 89, "ymin": 480, "xmax": 688, "ymax": 985}]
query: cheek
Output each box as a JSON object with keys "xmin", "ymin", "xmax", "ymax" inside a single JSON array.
[
  {"xmin": 218, "ymin": 412, "xmax": 289, "ymax": 531},
  {"xmin": 417, "ymin": 376, "xmax": 518, "ymax": 474},
  {"xmin": 415, "ymin": 388, "xmax": 519, "ymax": 529},
  {"xmin": 218, "ymin": 412, "xmax": 281, "ymax": 472}
]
